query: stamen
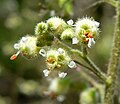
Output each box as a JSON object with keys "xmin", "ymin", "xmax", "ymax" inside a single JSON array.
[
  {"xmin": 88, "ymin": 32, "xmax": 93, "ymax": 38},
  {"xmin": 10, "ymin": 51, "xmax": 20, "ymax": 60},
  {"xmin": 14, "ymin": 43, "xmax": 20, "ymax": 49}
]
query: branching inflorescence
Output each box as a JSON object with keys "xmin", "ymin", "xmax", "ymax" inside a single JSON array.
[{"xmin": 10, "ymin": 16, "xmax": 102, "ymax": 79}]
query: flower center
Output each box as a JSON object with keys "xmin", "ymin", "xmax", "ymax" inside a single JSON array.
[{"xmin": 46, "ymin": 57, "xmax": 56, "ymax": 64}]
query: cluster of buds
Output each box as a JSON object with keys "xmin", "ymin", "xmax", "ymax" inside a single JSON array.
[
  {"xmin": 35, "ymin": 21, "xmax": 54, "ymax": 47},
  {"xmin": 73, "ymin": 17, "xmax": 100, "ymax": 48},
  {"xmin": 11, "ymin": 16, "xmax": 100, "ymax": 78},
  {"xmin": 39, "ymin": 48, "xmax": 76, "ymax": 78},
  {"xmin": 10, "ymin": 35, "xmax": 40, "ymax": 60},
  {"xmin": 47, "ymin": 17, "xmax": 68, "ymax": 34}
]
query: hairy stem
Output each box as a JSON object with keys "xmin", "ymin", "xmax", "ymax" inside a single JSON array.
[
  {"xmin": 104, "ymin": 1, "xmax": 120, "ymax": 104},
  {"xmin": 74, "ymin": 60, "xmax": 98, "ymax": 75},
  {"xmin": 103, "ymin": 0, "xmax": 117, "ymax": 7},
  {"xmin": 83, "ymin": 56, "xmax": 107, "ymax": 82}
]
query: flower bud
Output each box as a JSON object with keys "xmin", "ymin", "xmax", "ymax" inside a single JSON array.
[
  {"xmin": 36, "ymin": 34, "xmax": 54, "ymax": 47},
  {"xmin": 35, "ymin": 22, "xmax": 48, "ymax": 35},
  {"xmin": 80, "ymin": 88, "xmax": 97, "ymax": 104},
  {"xmin": 60, "ymin": 28, "xmax": 74, "ymax": 41},
  {"xmin": 47, "ymin": 17, "xmax": 68, "ymax": 34},
  {"xmin": 49, "ymin": 78, "xmax": 70, "ymax": 95},
  {"xmin": 13, "ymin": 35, "xmax": 40, "ymax": 59},
  {"xmin": 75, "ymin": 17, "xmax": 100, "ymax": 48}
]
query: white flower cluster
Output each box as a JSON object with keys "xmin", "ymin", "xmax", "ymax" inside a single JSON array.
[
  {"xmin": 11, "ymin": 16, "xmax": 100, "ymax": 79},
  {"xmin": 39, "ymin": 48, "xmax": 76, "ymax": 78}
]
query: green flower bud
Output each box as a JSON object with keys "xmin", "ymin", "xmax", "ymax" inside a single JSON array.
[
  {"xmin": 60, "ymin": 28, "xmax": 74, "ymax": 41},
  {"xmin": 47, "ymin": 17, "xmax": 68, "ymax": 34},
  {"xmin": 35, "ymin": 22, "xmax": 48, "ymax": 35},
  {"xmin": 13, "ymin": 35, "xmax": 40, "ymax": 59},
  {"xmin": 80, "ymin": 88, "xmax": 97, "ymax": 104},
  {"xmin": 36, "ymin": 34, "xmax": 54, "ymax": 47}
]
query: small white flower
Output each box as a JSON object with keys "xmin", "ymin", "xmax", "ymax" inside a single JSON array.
[
  {"xmin": 68, "ymin": 61, "xmax": 77, "ymax": 69},
  {"xmin": 67, "ymin": 19, "xmax": 74, "ymax": 26},
  {"xmin": 58, "ymin": 48, "xmax": 65, "ymax": 55},
  {"xmin": 43, "ymin": 69, "xmax": 50, "ymax": 77},
  {"xmin": 72, "ymin": 37, "xmax": 79, "ymax": 44},
  {"xmin": 14, "ymin": 43, "xmax": 20, "ymax": 49},
  {"xmin": 88, "ymin": 38, "xmax": 95, "ymax": 48},
  {"xmin": 39, "ymin": 49, "xmax": 46, "ymax": 57},
  {"xmin": 94, "ymin": 21, "xmax": 100, "ymax": 27},
  {"xmin": 58, "ymin": 72, "xmax": 67, "ymax": 78},
  {"xmin": 57, "ymin": 95, "xmax": 65, "ymax": 102}
]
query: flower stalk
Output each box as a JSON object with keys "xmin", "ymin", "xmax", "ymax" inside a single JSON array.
[
  {"xmin": 54, "ymin": 38, "xmax": 107, "ymax": 82},
  {"xmin": 104, "ymin": 1, "xmax": 120, "ymax": 104},
  {"xmin": 103, "ymin": 0, "xmax": 117, "ymax": 7}
]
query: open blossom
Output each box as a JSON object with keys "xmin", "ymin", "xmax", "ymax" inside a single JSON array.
[
  {"xmin": 41, "ymin": 48, "xmax": 76, "ymax": 78},
  {"xmin": 74, "ymin": 17, "xmax": 100, "ymax": 48},
  {"xmin": 10, "ymin": 35, "xmax": 40, "ymax": 60},
  {"xmin": 45, "ymin": 48, "xmax": 71, "ymax": 70}
]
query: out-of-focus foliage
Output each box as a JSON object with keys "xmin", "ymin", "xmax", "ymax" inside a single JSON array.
[{"xmin": 0, "ymin": 0, "xmax": 119, "ymax": 104}]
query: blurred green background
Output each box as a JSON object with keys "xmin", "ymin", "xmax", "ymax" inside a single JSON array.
[{"xmin": 0, "ymin": 0, "xmax": 118, "ymax": 104}]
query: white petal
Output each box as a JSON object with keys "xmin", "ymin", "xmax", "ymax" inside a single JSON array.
[
  {"xmin": 88, "ymin": 38, "xmax": 95, "ymax": 48},
  {"xmin": 16, "ymin": 51, "xmax": 20, "ymax": 56},
  {"xmin": 68, "ymin": 61, "xmax": 77, "ymax": 68},
  {"xmin": 72, "ymin": 37, "xmax": 79, "ymax": 44},
  {"xmin": 57, "ymin": 95, "xmax": 65, "ymax": 102},
  {"xmin": 21, "ymin": 37, "xmax": 28, "ymax": 42},
  {"xmin": 43, "ymin": 69, "xmax": 50, "ymax": 77},
  {"xmin": 88, "ymin": 38, "xmax": 92, "ymax": 48},
  {"xmin": 58, "ymin": 48, "xmax": 65, "ymax": 55},
  {"xmin": 14, "ymin": 43, "xmax": 20, "ymax": 49},
  {"xmin": 58, "ymin": 72, "xmax": 67, "ymax": 78},
  {"xmin": 67, "ymin": 19, "xmax": 74, "ymax": 26},
  {"xmin": 94, "ymin": 21, "xmax": 100, "ymax": 27},
  {"xmin": 39, "ymin": 49, "xmax": 46, "ymax": 57},
  {"xmin": 91, "ymin": 38, "xmax": 95, "ymax": 44}
]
